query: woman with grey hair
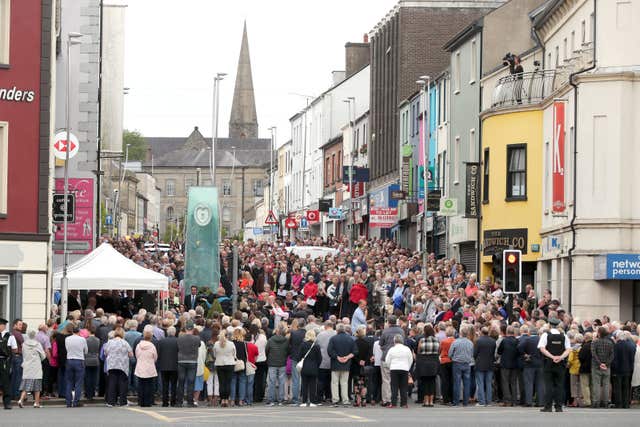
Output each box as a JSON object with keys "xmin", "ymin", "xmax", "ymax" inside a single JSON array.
[
  {"xmin": 384, "ymin": 334, "xmax": 414, "ymax": 408},
  {"xmin": 17, "ymin": 330, "xmax": 46, "ymax": 408}
]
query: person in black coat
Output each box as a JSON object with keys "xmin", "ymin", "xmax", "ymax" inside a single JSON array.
[
  {"xmin": 611, "ymin": 332, "xmax": 636, "ymax": 409},
  {"xmin": 158, "ymin": 327, "xmax": 179, "ymax": 407},
  {"xmin": 518, "ymin": 326, "xmax": 543, "ymax": 406},
  {"xmin": 474, "ymin": 327, "xmax": 496, "ymax": 406},
  {"xmin": 184, "ymin": 286, "xmax": 202, "ymax": 311},
  {"xmin": 497, "ymin": 326, "xmax": 520, "ymax": 406},
  {"xmin": 298, "ymin": 330, "xmax": 322, "ymax": 406},
  {"xmin": 577, "ymin": 333, "xmax": 593, "ymax": 406}
]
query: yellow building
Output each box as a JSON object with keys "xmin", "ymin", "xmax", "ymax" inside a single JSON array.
[{"xmin": 480, "ymin": 109, "xmax": 543, "ymax": 286}]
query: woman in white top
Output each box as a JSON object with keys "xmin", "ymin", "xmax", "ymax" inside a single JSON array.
[
  {"xmin": 213, "ymin": 331, "xmax": 236, "ymax": 407},
  {"xmin": 249, "ymin": 322, "xmax": 268, "ymax": 403},
  {"xmin": 384, "ymin": 334, "xmax": 414, "ymax": 408}
]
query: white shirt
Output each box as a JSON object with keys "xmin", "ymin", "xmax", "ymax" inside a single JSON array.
[
  {"xmin": 385, "ymin": 343, "xmax": 413, "ymax": 371},
  {"xmin": 7, "ymin": 334, "xmax": 18, "ymax": 350},
  {"xmin": 373, "ymin": 340, "xmax": 383, "ymax": 366},
  {"xmin": 537, "ymin": 329, "xmax": 571, "ymax": 350}
]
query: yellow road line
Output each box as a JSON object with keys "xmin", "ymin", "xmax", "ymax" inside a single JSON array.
[{"xmin": 125, "ymin": 406, "xmax": 173, "ymax": 422}]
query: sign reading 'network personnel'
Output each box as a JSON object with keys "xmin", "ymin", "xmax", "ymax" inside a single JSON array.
[{"xmin": 594, "ymin": 254, "xmax": 640, "ymax": 280}]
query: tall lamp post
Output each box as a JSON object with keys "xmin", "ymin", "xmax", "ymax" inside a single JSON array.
[
  {"xmin": 211, "ymin": 72, "xmax": 227, "ymax": 184},
  {"xmin": 343, "ymin": 97, "xmax": 355, "ymax": 250},
  {"xmin": 416, "ymin": 75, "xmax": 431, "ymax": 281},
  {"xmin": 60, "ymin": 32, "xmax": 84, "ymax": 322},
  {"xmin": 268, "ymin": 126, "xmax": 277, "ymax": 238}
]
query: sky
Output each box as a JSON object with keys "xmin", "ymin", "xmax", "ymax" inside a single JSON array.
[{"xmin": 122, "ymin": 0, "xmax": 398, "ymax": 146}]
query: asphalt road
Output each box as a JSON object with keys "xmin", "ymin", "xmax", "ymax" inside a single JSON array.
[{"xmin": 1, "ymin": 404, "xmax": 639, "ymax": 426}]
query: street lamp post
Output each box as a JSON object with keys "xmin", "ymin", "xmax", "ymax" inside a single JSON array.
[
  {"xmin": 343, "ymin": 97, "xmax": 355, "ymax": 250},
  {"xmin": 417, "ymin": 75, "xmax": 431, "ymax": 281},
  {"xmin": 211, "ymin": 72, "xmax": 227, "ymax": 184},
  {"xmin": 114, "ymin": 143, "xmax": 131, "ymax": 238},
  {"xmin": 268, "ymin": 126, "xmax": 277, "ymax": 239},
  {"xmin": 60, "ymin": 32, "xmax": 84, "ymax": 322}
]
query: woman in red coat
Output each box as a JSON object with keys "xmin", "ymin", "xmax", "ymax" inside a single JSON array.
[
  {"xmin": 349, "ymin": 282, "xmax": 368, "ymax": 317},
  {"xmin": 302, "ymin": 276, "xmax": 318, "ymax": 304}
]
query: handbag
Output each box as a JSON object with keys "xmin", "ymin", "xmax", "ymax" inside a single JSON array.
[
  {"xmin": 234, "ymin": 344, "xmax": 245, "ymax": 372},
  {"xmin": 244, "ymin": 342, "xmax": 256, "ymax": 375},
  {"xmin": 295, "ymin": 341, "xmax": 315, "ymax": 373}
]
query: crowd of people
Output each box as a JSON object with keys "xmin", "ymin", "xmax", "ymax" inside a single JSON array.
[{"xmin": 1, "ymin": 235, "xmax": 639, "ymax": 413}]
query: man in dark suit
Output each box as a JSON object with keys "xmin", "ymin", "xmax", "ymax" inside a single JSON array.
[
  {"xmin": 474, "ymin": 327, "xmax": 496, "ymax": 406},
  {"xmin": 158, "ymin": 326, "xmax": 179, "ymax": 407},
  {"xmin": 67, "ymin": 290, "xmax": 82, "ymax": 312},
  {"xmin": 184, "ymin": 286, "xmax": 201, "ymax": 311},
  {"xmin": 518, "ymin": 325, "xmax": 543, "ymax": 406}
]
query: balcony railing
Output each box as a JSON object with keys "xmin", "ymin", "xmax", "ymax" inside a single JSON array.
[{"xmin": 491, "ymin": 70, "xmax": 563, "ymax": 109}]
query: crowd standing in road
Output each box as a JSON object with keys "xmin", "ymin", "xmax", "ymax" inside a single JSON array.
[{"xmin": 0, "ymin": 235, "xmax": 639, "ymax": 413}]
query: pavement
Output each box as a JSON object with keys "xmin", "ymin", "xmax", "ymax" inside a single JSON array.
[{"xmin": 1, "ymin": 403, "xmax": 639, "ymax": 426}]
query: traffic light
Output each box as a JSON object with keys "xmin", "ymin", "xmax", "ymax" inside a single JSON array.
[
  {"xmin": 503, "ymin": 249, "xmax": 522, "ymax": 294},
  {"xmin": 492, "ymin": 252, "xmax": 503, "ymax": 281}
]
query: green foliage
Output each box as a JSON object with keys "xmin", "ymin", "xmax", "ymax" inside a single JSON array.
[{"xmin": 123, "ymin": 129, "xmax": 148, "ymax": 162}]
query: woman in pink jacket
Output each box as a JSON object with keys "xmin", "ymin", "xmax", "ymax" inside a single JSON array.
[{"xmin": 134, "ymin": 326, "xmax": 158, "ymax": 407}]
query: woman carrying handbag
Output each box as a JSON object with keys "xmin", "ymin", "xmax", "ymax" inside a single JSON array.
[{"xmin": 297, "ymin": 330, "xmax": 322, "ymax": 407}]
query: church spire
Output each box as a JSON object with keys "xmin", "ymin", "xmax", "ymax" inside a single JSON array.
[{"xmin": 229, "ymin": 21, "xmax": 258, "ymax": 139}]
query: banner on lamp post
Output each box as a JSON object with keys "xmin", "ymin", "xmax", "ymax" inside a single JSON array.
[{"xmin": 552, "ymin": 100, "xmax": 566, "ymax": 213}]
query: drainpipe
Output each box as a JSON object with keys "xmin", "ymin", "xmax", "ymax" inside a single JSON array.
[
  {"xmin": 567, "ymin": 0, "xmax": 597, "ymax": 313},
  {"xmin": 96, "ymin": 0, "xmax": 104, "ymax": 242}
]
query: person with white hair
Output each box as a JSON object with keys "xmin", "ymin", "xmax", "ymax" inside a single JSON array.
[
  {"xmin": 384, "ymin": 334, "xmax": 413, "ymax": 408},
  {"xmin": 134, "ymin": 325, "xmax": 158, "ymax": 407},
  {"xmin": 17, "ymin": 330, "xmax": 46, "ymax": 408}
]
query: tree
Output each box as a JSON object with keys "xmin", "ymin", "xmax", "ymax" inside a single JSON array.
[{"xmin": 123, "ymin": 129, "xmax": 148, "ymax": 161}]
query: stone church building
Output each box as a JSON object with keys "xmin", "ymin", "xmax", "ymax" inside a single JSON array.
[{"xmin": 144, "ymin": 23, "xmax": 270, "ymax": 238}]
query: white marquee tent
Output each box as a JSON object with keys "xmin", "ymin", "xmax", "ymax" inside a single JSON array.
[
  {"xmin": 53, "ymin": 243, "xmax": 168, "ymax": 291},
  {"xmin": 285, "ymin": 246, "xmax": 339, "ymax": 259}
]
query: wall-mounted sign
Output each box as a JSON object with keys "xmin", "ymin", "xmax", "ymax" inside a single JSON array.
[
  {"xmin": 319, "ymin": 199, "xmax": 333, "ymax": 212},
  {"xmin": 390, "ymin": 190, "xmax": 406, "ymax": 200},
  {"xmin": 465, "ymin": 163, "xmax": 479, "ymax": 218},
  {"xmin": 427, "ymin": 190, "xmax": 441, "ymax": 211},
  {"xmin": 370, "ymin": 207, "xmax": 397, "ymax": 228},
  {"xmin": 52, "ymin": 193, "xmax": 75, "ymax": 223},
  {"xmin": 53, "ymin": 131, "xmax": 80, "ymax": 161},
  {"xmin": 438, "ymin": 198, "xmax": 458, "ymax": 216},
  {"xmin": 342, "ymin": 166, "xmax": 370, "ymax": 183},
  {"xmin": 594, "ymin": 254, "xmax": 640, "ymax": 280},
  {"xmin": 0, "ymin": 86, "xmax": 36, "ymax": 103},
  {"xmin": 328, "ymin": 207, "xmax": 343, "ymax": 219},
  {"xmin": 482, "ymin": 228, "xmax": 528, "ymax": 256}
]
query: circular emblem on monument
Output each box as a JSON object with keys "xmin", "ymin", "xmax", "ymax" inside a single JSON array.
[{"xmin": 194, "ymin": 203, "xmax": 211, "ymax": 227}]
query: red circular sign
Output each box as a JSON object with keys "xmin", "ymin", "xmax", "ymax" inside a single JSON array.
[{"xmin": 306, "ymin": 210, "xmax": 319, "ymax": 222}]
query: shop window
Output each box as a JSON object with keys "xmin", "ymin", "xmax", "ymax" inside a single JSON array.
[
  {"xmin": 506, "ymin": 144, "xmax": 527, "ymax": 199},
  {"xmin": 482, "ymin": 148, "xmax": 490, "ymax": 203},
  {"xmin": 0, "ymin": 274, "xmax": 8, "ymax": 321},
  {"xmin": 0, "ymin": 0, "xmax": 10, "ymax": 65},
  {"xmin": 0, "ymin": 122, "xmax": 7, "ymax": 214}
]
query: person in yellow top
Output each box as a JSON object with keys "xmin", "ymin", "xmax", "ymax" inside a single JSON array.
[{"xmin": 567, "ymin": 333, "xmax": 584, "ymax": 407}]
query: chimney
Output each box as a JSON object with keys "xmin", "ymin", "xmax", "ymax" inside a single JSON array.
[
  {"xmin": 345, "ymin": 36, "xmax": 370, "ymax": 78},
  {"xmin": 332, "ymin": 70, "xmax": 346, "ymax": 86}
]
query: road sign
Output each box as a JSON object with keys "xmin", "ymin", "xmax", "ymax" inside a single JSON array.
[
  {"xmin": 52, "ymin": 193, "xmax": 75, "ymax": 223},
  {"xmin": 306, "ymin": 210, "xmax": 320, "ymax": 222},
  {"xmin": 299, "ymin": 217, "xmax": 309, "ymax": 231},
  {"xmin": 53, "ymin": 131, "xmax": 79, "ymax": 161},
  {"xmin": 285, "ymin": 218, "xmax": 298, "ymax": 229},
  {"xmin": 265, "ymin": 210, "xmax": 278, "ymax": 225},
  {"xmin": 262, "ymin": 226, "xmax": 272, "ymax": 234},
  {"xmin": 105, "ymin": 215, "xmax": 113, "ymax": 226}
]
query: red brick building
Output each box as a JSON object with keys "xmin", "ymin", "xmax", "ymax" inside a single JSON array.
[{"xmin": 0, "ymin": 0, "xmax": 54, "ymax": 324}]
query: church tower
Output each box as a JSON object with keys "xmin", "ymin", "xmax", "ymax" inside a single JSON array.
[{"xmin": 228, "ymin": 21, "xmax": 258, "ymax": 139}]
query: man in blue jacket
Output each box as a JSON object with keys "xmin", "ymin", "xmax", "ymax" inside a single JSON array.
[{"xmin": 327, "ymin": 323, "xmax": 358, "ymax": 407}]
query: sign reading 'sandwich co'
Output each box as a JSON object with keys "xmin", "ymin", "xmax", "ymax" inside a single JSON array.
[
  {"xmin": 0, "ymin": 86, "xmax": 37, "ymax": 103},
  {"xmin": 483, "ymin": 228, "xmax": 528, "ymax": 256}
]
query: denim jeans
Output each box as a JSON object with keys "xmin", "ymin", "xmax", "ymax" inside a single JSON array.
[
  {"xmin": 57, "ymin": 365, "xmax": 66, "ymax": 398},
  {"xmin": 475, "ymin": 369, "xmax": 493, "ymax": 406},
  {"xmin": 177, "ymin": 363, "xmax": 197, "ymax": 405},
  {"xmin": 245, "ymin": 374, "xmax": 255, "ymax": 404},
  {"xmin": 230, "ymin": 371, "xmax": 247, "ymax": 403},
  {"xmin": 523, "ymin": 366, "xmax": 544, "ymax": 406},
  {"xmin": 84, "ymin": 365, "xmax": 99, "ymax": 399},
  {"xmin": 452, "ymin": 362, "xmax": 471, "ymax": 406},
  {"xmin": 291, "ymin": 362, "xmax": 301, "ymax": 403},
  {"xmin": 11, "ymin": 355, "xmax": 22, "ymax": 399},
  {"xmin": 65, "ymin": 359, "xmax": 85, "ymax": 407},
  {"xmin": 267, "ymin": 366, "xmax": 286, "ymax": 403},
  {"xmin": 129, "ymin": 359, "xmax": 138, "ymax": 392}
]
